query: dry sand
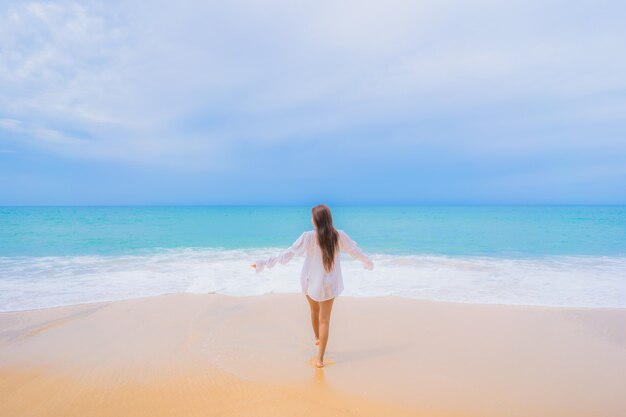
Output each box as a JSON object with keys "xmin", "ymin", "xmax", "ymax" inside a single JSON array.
[{"xmin": 1, "ymin": 293, "xmax": 624, "ymax": 416}]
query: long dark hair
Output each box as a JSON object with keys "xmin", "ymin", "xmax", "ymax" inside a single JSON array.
[{"xmin": 312, "ymin": 204, "xmax": 339, "ymax": 273}]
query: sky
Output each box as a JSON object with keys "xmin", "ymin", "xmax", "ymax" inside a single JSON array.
[{"xmin": 0, "ymin": 0, "xmax": 625, "ymax": 205}]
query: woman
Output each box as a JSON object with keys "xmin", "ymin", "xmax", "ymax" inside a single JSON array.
[{"xmin": 251, "ymin": 204, "xmax": 374, "ymax": 368}]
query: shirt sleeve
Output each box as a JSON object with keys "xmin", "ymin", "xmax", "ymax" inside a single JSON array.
[
  {"xmin": 255, "ymin": 232, "xmax": 309, "ymax": 273},
  {"xmin": 338, "ymin": 230, "xmax": 374, "ymax": 270}
]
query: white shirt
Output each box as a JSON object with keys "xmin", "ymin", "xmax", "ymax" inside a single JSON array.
[{"xmin": 255, "ymin": 229, "xmax": 374, "ymax": 301}]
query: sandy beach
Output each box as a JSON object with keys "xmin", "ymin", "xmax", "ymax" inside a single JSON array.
[{"xmin": 1, "ymin": 293, "xmax": 624, "ymax": 417}]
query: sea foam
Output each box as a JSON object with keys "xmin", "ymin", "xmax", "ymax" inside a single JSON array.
[{"xmin": 1, "ymin": 248, "xmax": 625, "ymax": 312}]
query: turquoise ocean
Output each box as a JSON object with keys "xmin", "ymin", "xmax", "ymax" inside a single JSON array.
[{"xmin": 1, "ymin": 205, "xmax": 625, "ymax": 311}]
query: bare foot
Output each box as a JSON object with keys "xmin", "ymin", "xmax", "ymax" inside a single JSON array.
[
  {"xmin": 315, "ymin": 338, "xmax": 320, "ymax": 346},
  {"xmin": 316, "ymin": 360, "xmax": 325, "ymax": 368}
]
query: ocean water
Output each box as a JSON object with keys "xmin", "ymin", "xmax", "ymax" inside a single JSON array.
[{"xmin": 1, "ymin": 205, "xmax": 625, "ymax": 311}]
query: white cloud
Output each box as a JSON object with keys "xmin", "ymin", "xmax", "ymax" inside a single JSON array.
[{"xmin": 0, "ymin": 0, "xmax": 625, "ymax": 169}]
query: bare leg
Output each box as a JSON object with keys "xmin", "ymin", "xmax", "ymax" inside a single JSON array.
[
  {"xmin": 316, "ymin": 297, "xmax": 335, "ymax": 368},
  {"xmin": 306, "ymin": 294, "xmax": 320, "ymax": 344}
]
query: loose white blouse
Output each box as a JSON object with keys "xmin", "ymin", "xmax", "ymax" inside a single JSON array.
[{"xmin": 255, "ymin": 229, "xmax": 374, "ymax": 301}]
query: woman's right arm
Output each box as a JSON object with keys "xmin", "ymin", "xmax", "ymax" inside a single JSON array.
[{"xmin": 338, "ymin": 230, "xmax": 374, "ymax": 270}]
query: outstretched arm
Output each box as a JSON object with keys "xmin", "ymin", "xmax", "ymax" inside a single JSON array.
[
  {"xmin": 338, "ymin": 230, "xmax": 374, "ymax": 270},
  {"xmin": 254, "ymin": 232, "xmax": 309, "ymax": 273}
]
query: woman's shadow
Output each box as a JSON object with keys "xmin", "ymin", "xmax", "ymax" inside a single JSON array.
[
  {"xmin": 330, "ymin": 343, "xmax": 411, "ymax": 365},
  {"xmin": 309, "ymin": 343, "xmax": 411, "ymax": 389}
]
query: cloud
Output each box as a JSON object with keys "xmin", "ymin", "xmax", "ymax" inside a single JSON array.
[{"xmin": 0, "ymin": 0, "xmax": 625, "ymax": 176}]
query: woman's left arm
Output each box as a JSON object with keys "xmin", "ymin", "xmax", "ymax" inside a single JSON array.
[{"xmin": 254, "ymin": 232, "xmax": 309, "ymax": 273}]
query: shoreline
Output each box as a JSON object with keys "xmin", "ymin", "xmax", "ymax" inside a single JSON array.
[
  {"xmin": 2, "ymin": 292, "xmax": 625, "ymax": 416},
  {"xmin": 3, "ymin": 290, "xmax": 626, "ymax": 315},
  {"xmin": 3, "ymin": 251, "xmax": 625, "ymax": 312}
]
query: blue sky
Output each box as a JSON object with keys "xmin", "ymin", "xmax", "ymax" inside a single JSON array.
[{"xmin": 1, "ymin": 0, "xmax": 625, "ymax": 205}]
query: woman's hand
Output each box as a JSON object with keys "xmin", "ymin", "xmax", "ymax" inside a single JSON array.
[{"xmin": 251, "ymin": 263, "xmax": 256, "ymax": 269}]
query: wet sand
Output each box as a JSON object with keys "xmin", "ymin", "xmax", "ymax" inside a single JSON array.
[{"xmin": 1, "ymin": 293, "xmax": 625, "ymax": 416}]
